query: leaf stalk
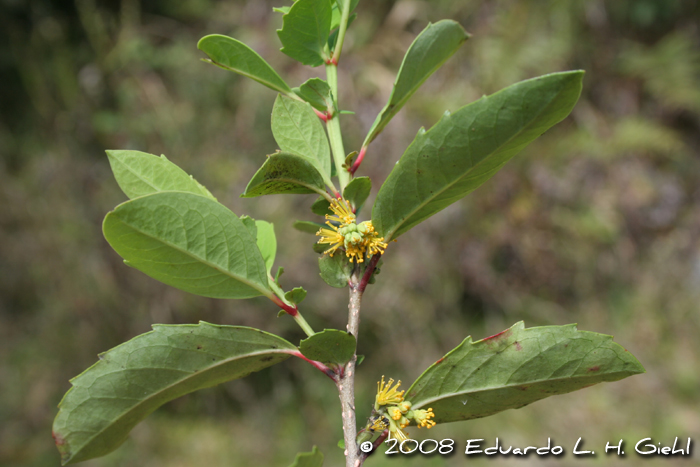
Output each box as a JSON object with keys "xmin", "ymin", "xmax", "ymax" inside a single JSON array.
[
  {"xmin": 332, "ymin": 0, "xmax": 352, "ymax": 64},
  {"xmin": 271, "ymin": 295, "xmax": 316, "ymax": 337}
]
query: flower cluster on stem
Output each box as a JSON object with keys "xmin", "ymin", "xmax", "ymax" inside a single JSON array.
[
  {"xmin": 368, "ymin": 376, "xmax": 437, "ymax": 442},
  {"xmin": 317, "ymin": 198, "xmax": 387, "ymax": 263}
]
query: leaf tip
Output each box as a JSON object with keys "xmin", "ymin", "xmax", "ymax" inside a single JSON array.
[{"xmin": 196, "ymin": 34, "xmax": 220, "ymax": 51}]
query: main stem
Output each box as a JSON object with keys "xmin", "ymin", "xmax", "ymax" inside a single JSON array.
[
  {"xmin": 325, "ymin": 63, "xmax": 350, "ymax": 191},
  {"xmin": 339, "ymin": 269, "xmax": 363, "ymax": 467}
]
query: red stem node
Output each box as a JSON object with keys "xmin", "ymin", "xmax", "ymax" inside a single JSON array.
[
  {"xmin": 314, "ymin": 108, "xmax": 330, "ymax": 122},
  {"xmin": 286, "ymin": 350, "xmax": 337, "ymax": 380},
  {"xmin": 271, "ymin": 295, "xmax": 298, "ymax": 317},
  {"xmin": 349, "ymin": 146, "xmax": 367, "ymax": 175}
]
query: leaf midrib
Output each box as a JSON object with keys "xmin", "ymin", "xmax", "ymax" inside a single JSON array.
[
  {"xmin": 112, "ymin": 156, "xmax": 160, "ymax": 193},
  {"xmin": 275, "ymin": 99, "xmax": 331, "ymax": 183},
  {"xmin": 246, "ymin": 176, "xmax": 327, "ymax": 197},
  {"xmin": 68, "ymin": 348, "xmax": 294, "ymax": 461},
  {"xmin": 383, "ymin": 83, "xmax": 568, "ymax": 241},
  {"xmin": 110, "ymin": 209, "xmax": 271, "ymax": 298},
  {"xmin": 208, "ymin": 59, "xmax": 288, "ymax": 94},
  {"xmin": 411, "ymin": 368, "xmax": 637, "ymax": 410}
]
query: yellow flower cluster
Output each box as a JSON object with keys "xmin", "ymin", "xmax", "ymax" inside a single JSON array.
[
  {"xmin": 316, "ymin": 198, "xmax": 387, "ymax": 263},
  {"xmin": 371, "ymin": 376, "xmax": 437, "ymax": 441}
]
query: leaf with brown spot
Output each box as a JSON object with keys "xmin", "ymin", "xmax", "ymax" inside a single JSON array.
[{"xmin": 406, "ymin": 321, "xmax": 644, "ymax": 424}]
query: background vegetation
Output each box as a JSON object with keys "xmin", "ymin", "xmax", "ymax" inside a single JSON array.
[{"xmin": 1, "ymin": 0, "xmax": 699, "ymax": 466}]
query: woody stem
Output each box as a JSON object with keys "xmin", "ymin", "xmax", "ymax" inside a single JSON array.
[{"xmin": 338, "ymin": 268, "xmax": 364, "ymax": 467}]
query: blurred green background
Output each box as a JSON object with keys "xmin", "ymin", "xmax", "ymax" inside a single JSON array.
[{"xmin": 1, "ymin": 0, "xmax": 699, "ymax": 466}]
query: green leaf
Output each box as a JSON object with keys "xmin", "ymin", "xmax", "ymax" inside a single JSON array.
[
  {"xmin": 311, "ymin": 196, "xmax": 332, "ymax": 216},
  {"xmin": 255, "ymin": 220, "xmax": 277, "ymax": 274},
  {"xmin": 288, "ymin": 446, "xmax": 324, "ymax": 467},
  {"xmin": 53, "ymin": 322, "xmax": 296, "ymax": 465},
  {"xmin": 273, "ymin": 6, "xmax": 291, "ymax": 14},
  {"xmin": 272, "ymin": 95, "xmax": 332, "ymax": 184},
  {"xmin": 284, "ymin": 286, "xmax": 307, "ymax": 304},
  {"xmin": 294, "ymin": 78, "xmax": 334, "ymax": 112},
  {"xmin": 330, "ymin": 2, "xmax": 342, "ymax": 31},
  {"xmin": 103, "ymin": 192, "xmax": 270, "ymax": 299},
  {"xmin": 240, "ymin": 215, "xmax": 258, "ymax": 239},
  {"xmin": 343, "ymin": 176, "xmax": 371, "ymax": 212},
  {"xmin": 373, "ymin": 71, "xmax": 584, "ymax": 240},
  {"xmin": 277, "ymin": 0, "xmax": 332, "ymax": 67},
  {"xmin": 106, "ymin": 150, "xmax": 215, "ymax": 200},
  {"xmin": 197, "ymin": 35, "xmax": 292, "ymax": 94},
  {"xmin": 293, "ymin": 220, "xmax": 324, "ymax": 234},
  {"xmin": 318, "ymin": 253, "xmax": 353, "ymax": 288},
  {"xmin": 363, "ymin": 20, "xmax": 469, "ymax": 146},
  {"xmin": 299, "ymin": 329, "xmax": 356, "ymax": 366},
  {"xmin": 242, "ymin": 152, "xmax": 328, "ymax": 198},
  {"xmin": 312, "ymin": 242, "xmax": 328, "ymax": 254},
  {"xmin": 405, "ymin": 321, "xmax": 645, "ymax": 424}
]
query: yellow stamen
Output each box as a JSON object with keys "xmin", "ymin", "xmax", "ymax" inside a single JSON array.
[
  {"xmin": 387, "ymin": 406, "xmax": 402, "ymax": 421},
  {"xmin": 387, "ymin": 418, "xmax": 410, "ymax": 442},
  {"xmin": 412, "ymin": 408, "xmax": 436, "ymax": 429},
  {"xmin": 325, "ymin": 198, "xmax": 355, "ymax": 225},
  {"xmin": 316, "ymin": 226, "xmax": 344, "ymax": 257},
  {"xmin": 367, "ymin": 415, "xmax": 389, "ymax": 433},
  {"xmin": 376, "ymin": 376, "xmax": 404, "ymax": 406},
  {"xmin": 316, "ymin": 197, "xmax": 389, "ymax": 262}
]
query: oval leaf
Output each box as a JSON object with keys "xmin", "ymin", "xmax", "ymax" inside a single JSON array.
[
  {"xmin": 294, "ymin": 78, "xmax": 334, "ymax": 112},
  {"xmin": 318, "ymin": 253, "xmax": 353, "ymax": 288},
  {"xmin": 103, "ymin": 192, "xmax": 271, "ymax": 299},
  {"xmin": 106, "ymin": 150, "xmax": 215, "ymax": 200},
  {"xmin": 255, "ymin": 219, "xmax": 277, "ymax": 274},
  {"xmin": 293, "ymin": 220, "xmax": 325, "ymax": 234},
  {"xmin": 197, "ymin": 34, "xmax": 292, "ymax": 94},
  {"xmin": 53, "ymin": 322, "xmax": 296, "ymax": 465},
  {"xmin": 289, "ymin": 446, "xmax": 324, "ymax": 467},
  {"xmin": 277, "ymin": 0, "xmax": 332, "ymax": 67},
  {"xmin": 343, "ymin": 176, "xmax": 371, "ymax": 212},
  {"xmin": 405, "ymin": 321, "xmax": 645, "ymax": 424},
  {"xmin": 284, "ymin": 286, "xmax": 308, "ymax": 305},
  {"xmin": 363, "ymin": 20, "xmax": 470, "ymax": 146},
  {"xmin": 373, "ymin": 71, "xmax": 584, "ymax": 240},
  {"xmin": 242, "ymin": 152, "xmax": 328, "ymax": 198},
  {"xmin": 272, "ymin": 95, "xmax": 332, "ymax": 183},
  {"xmin": 299, "ymin": 329, "xmax": 356, "ymax": 366},
  {"xmin": 311, "ymin": 196, "xmax": 332, "ymax": 216}
]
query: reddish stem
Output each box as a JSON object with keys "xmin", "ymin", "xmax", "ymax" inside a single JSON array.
[
  {"xmin": 271, "ymin": 295, "xmax": 298, "ymax": 317},
  {"xmin": 358, "ymin": 429, "xmax": 389, "ymax": 462},
  {"xmin": 326, "ymin": 57, "xmax": 338, "ymax": 66},
  {"xmin": 285, "ymin": 350, "xmax": 337, "ymax": 380},
  {"xmin": 349, "ymin": 146, "xmax": 367, "ymax": 175},
  {"xmin": 357, "ymin": 254, "xmax": 382, "ymax": 294},
  {"xmin": 314, "ymin": 108, "xmax": 330, "ymax": 122}
]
